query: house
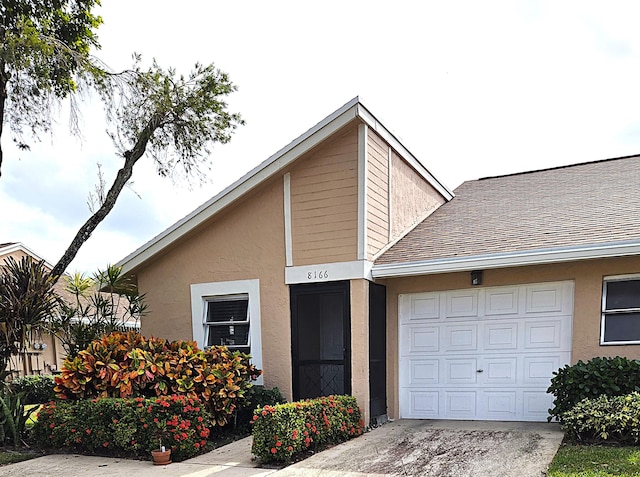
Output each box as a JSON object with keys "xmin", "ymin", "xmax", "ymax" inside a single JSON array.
[
  {"xmin": 0, "ymin": 242, "xmax": 141, "ymax": 377},
  {"xmin": 117, "ymin": 97, "xmax": 640, "ymax": 424},
  {"xmin": 0, "ymin": 242, "xmax": 65, "ymax": 375}
]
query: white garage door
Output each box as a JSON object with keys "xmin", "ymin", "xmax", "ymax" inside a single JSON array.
[{"xmin": 399, "ymin": 281, "xmax": 573, "ymax": 422}]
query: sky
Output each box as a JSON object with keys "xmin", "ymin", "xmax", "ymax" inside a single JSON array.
[{"xmin": 3, "ymin": 0, "xmax": 640, "ymax": 273}]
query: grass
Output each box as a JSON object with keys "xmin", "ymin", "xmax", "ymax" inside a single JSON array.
[
  {"xmin": 548, "ymin": 444, "xmax": 640, "ymax": 477},
  {"xmin": 0, "ymin": 450, "xmax": 39, "ymax": 466}
]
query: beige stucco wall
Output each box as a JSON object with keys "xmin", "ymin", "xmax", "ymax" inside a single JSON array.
[
  {"xmin": 290, "ymin": 123, "xmax": 358, "ymax": 266},
  {"xmin": 350, "ymin": 278, "xmax": 370, "ymax": 424},
  {"xmin": 366, "ymin": 130, "xmax": 390, "ymax": 259},
  {"xmin": 382, "ymin": 255, "xmax": 640, "ymax": 419},
  {"xmin": 390, "ymin": 152, "xmax": 446, "ymax": 239},
  {"xmin": 136, "ymin": 177, "xmax": 292, "ymax": 398}
]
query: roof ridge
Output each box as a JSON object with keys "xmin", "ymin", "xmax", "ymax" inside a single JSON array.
[{"xmin": 478, "ymin": 152, "xmax": 640, "ymax": 181}]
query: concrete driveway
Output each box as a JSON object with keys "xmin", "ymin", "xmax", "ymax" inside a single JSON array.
[
  {"xmin": 279, "ymin": 420, "xmax": 564, "ymax": 477},
  {"xmin": 0, "ymin": 420, "xmax": 563, "ymax": 477}
]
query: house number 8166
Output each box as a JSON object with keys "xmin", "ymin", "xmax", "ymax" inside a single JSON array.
[{"xmin": 308, "ymin": 270, "xmax": 329, "ymax": 280}]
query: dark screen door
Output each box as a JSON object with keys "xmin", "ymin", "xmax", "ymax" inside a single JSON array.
[
  {"xmin": 369, "ymin": 282, "xmax": 387, "ymax": 421},
  {"xmin": 291, "ymin": 281, "xmax": 351, "ymax": 400}
]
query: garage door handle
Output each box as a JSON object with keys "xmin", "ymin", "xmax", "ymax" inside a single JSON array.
[{"xmin": 476, "ymin": 369, "xmax": 484, "ymax": 373}]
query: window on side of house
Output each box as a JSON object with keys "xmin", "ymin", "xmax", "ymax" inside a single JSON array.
[
  {"xmin": 190, "ymin": 279, "xmax": 262, "ymax": 385},
  {"xmin": 601, "ymin": 277, "xmax": 640, "ymax": 345},
  {"xmin": 204, "ymin": 294, "xmax": 250, "ymax": 351}
]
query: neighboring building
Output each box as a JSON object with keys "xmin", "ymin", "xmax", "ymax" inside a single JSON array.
[
  {"xmin": 117, "ymin": 97, "xmax": 640, "ymax": 424},
  {"xmin": 0, "ymin": 242, "xmax": 140, "ymax": 377},
  {"xmin": 0, "ymin": 242, "xmax": 64, "ymax": 375}
]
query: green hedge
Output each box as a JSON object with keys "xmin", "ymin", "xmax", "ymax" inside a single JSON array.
[
  {"xmin": 233, "ymin": 386, "xmax": 286, "ymax": 434},
  {"xmin": 547, "ymin": 356, "xmax": 640, "ymax": 421},
  {"xmin": 9, "ymin": 375, "xmax": 56, "ymax": 404},
  {"xmin": 251, "ymin": 395, "xmax": 364, "ymax": 463},
  {"xmin": 32, "ymin": 394, "xmax": 212, "ymax": 461},
  {"xmin": 562, "ymin": 392, "xmax": 640, "ymax": 445}
]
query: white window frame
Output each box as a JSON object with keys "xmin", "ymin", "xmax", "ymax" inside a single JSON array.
[
  {"xmin": 601, "ymin": 273, "xmax": 640, "ymax": 346},
  {"xmin": 191, "ymin": 279, "xmax": 263, "ymax": 384}
]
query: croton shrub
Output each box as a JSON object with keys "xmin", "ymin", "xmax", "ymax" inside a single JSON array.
[
  {"xmin": 251, "ymin": 395, "xmax": 365, "ymax": 463},
  {"xmin": 54, "ymin": 331, "xmax": 261, "ymax": 426},
  {"xmin": 32, "ymin": 394, "xmax": 212, "ymax": 461}
]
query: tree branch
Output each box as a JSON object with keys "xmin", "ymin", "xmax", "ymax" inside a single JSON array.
[{"xmin": 49, "ymin": 112, "xmax": 165, "ymax": 283}]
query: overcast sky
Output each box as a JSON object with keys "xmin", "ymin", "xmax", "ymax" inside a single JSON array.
[{"xmin": 3, "ymin": 0, "xmax": 640, "ymax": 273}]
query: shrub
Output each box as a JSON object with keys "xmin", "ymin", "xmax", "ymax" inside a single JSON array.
[
  {"xmin": 251, "ymin": 395, "xmax": 364, "ymax": 463},
  {"xmin": 32, "ymin": 394, "xmax": 212, "ymax": 461},
  {"xmin": 9, "ymin": 375, "xmax": 56, "ymax": 404},
  {"xmin": 54, "ymin": 331, "xmax": 261, "ymax": 426},
  {"xmin": 234, "ymin": 386, "xmax": 286, "ymax": 433},
  {"xmin": 547, "ymin": 356, "xmax": 640, "ymax": 421},
  {"xmin": 561, "ymin": 392, "xmax": 640, "ymax": 445}
]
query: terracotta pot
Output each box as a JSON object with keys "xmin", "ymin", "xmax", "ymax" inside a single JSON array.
[{"xmin": 151, "ymin": 449, "xmax": 172, "ymax": 465}]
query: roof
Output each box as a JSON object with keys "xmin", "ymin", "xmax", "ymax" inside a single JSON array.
[
  {"xmin": 0, "ymin": 242, "xmax": 53, "ymax": 269},
  {"xmin": 374, "ymin": 154, "xmax": 640, "ymax": 277},
  {"xmin": 117, "ymin": 97, "xmax": 454, "ymax": 273}
]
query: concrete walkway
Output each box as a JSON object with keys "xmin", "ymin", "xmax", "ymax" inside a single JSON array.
[{"xmin": 0, "ymin": 420, "xmax": 564, "ymax": 477}]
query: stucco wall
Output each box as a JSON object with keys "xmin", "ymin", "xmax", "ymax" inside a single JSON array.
[
  {"xmin": 290, "ymin": 124, "xmax": 358, "ymax": 266},
  {"xmin": 382, "ymin": 255, "xmax": 640, "ymax": 419},
  {"xmin": 390, "ymin": 152, "xmax": 445, "ymax": 240},
  {"xmin": 350, "ymin": 278, "xmax": 370, "ymax": 424},
  {"xmin": 136, "ymin": 177, "xmax": 292, "ymax": 398}
]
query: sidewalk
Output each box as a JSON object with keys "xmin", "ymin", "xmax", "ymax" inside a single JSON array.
[
  {"xmin": 0, "ymin": 437, "xmax": 275, "ymax": 477},
  {"xmin": 0, "ymin": 420, "xmax": 563, "ymax": 477}
]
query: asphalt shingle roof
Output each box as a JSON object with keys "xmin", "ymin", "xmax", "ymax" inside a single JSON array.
[{"xmin": 376, "ymin": 155, "xmax": 640, "ymax": 265}]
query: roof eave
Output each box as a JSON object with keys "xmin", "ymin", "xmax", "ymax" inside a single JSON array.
[
  {"xmin": 118, "ymin": 98, "xmax": 454, "ymax": 274},
  {"xmin": 0, "ymin": 242, "xmax": 54, "ymax": 269},
  {"xmin": 372, "ymin": 240, "xmax": 640, "ymax": 278}
]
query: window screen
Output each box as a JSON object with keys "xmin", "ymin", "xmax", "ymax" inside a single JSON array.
[{"xmin": 602, "ymin": 279, "xmax": 640, "ymax": 344}]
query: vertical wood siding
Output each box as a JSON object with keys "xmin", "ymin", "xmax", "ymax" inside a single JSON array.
[
  {"xmin": 366, "ymin": 130, "xmax": 390, "ymax": 259},
  {"xmin": 290, "ymin": 125, "xmax": 359, "ymax": 265}
]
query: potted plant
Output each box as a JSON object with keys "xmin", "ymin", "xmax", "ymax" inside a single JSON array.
[
  {"xmin": 151, "ymin": 443, "xmax": 172, "ymax": 465},
  {"xmin": 151, "ymin": 419, "xmax": 172, "ymax": 465}
]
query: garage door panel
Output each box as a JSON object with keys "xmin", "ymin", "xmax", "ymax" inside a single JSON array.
[
  {"xmin": 523, "ymin": 354, "xmax": 568, "ymax": 384},
  {"xmin": 404, "ymin": 390, "xmax": 440, "ymax": 418},
  {"xmin": 445, "ymin": 290, "xmax": 479, "ymax": 318},
  {"xmin": 484, "ymin": 287, "xmax": 519, "ymax": 316},
  {"xmin": 446, "ymin": 359, "xmax": 478, "ymax": 384},
  {"xmin": 445, "ymin": 391, "xmax": 477, "ymax": 418},
  {"xmin": 482, "ymin": 391, "xmax": 517, "ymax": 419},
  {"xmin": 484, "ymin": 323, "xmax": 518, "ymax": 350},
  {"xmin": 525, "ymin": 283, "xmax": 566, "ymax": 314},
  {"xmin": 402, "ymin": 325, "xmax": 439, "ymax": 353},
  {"xmin": 399, "ymin": 281, "xmax": 573, "ymax": 421},
  {"xmin": 522, "ymin": 391, "xmax": 553, "ymax": 420},
  {"xmin": 524, "ymin": 320, "xmax": 562, "ymax": 349},
  {"xmin": 484, "ymin": 357, "xmax": 517, "ymax": 385},
  {"xmin": 445, "ymin": 325, "xmax": 478, "ymax": 351},
  {"xmin": 409, "ymin": 359, "xmax": 439, "ymax": 385}
]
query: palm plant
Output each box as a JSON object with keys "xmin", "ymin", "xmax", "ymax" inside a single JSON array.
[{"xmin": 0, "ymin": 257, "xmax": 59, "ymax": 380}]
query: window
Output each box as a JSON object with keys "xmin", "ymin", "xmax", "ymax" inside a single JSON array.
[
  {"xmin": 191, "ymin": 279, "xmax": 262, "ymax": 383},
  {"xmin": 601, "ymin": 276, "xmax": 640, "ymax": 345},
  {"xmin": 204, "ymin": 295, "xmax": 250, "ymax": 350}
]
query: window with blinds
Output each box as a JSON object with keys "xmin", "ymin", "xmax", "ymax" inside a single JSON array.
[{"xmin": 204, "ymin": 294, "xmax": 250, "ymax": 351}]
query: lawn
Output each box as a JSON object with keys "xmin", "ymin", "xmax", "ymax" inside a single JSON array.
[{"xmin": 548, "ymin": 444, "xmax": 640, "ymax": 477}]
